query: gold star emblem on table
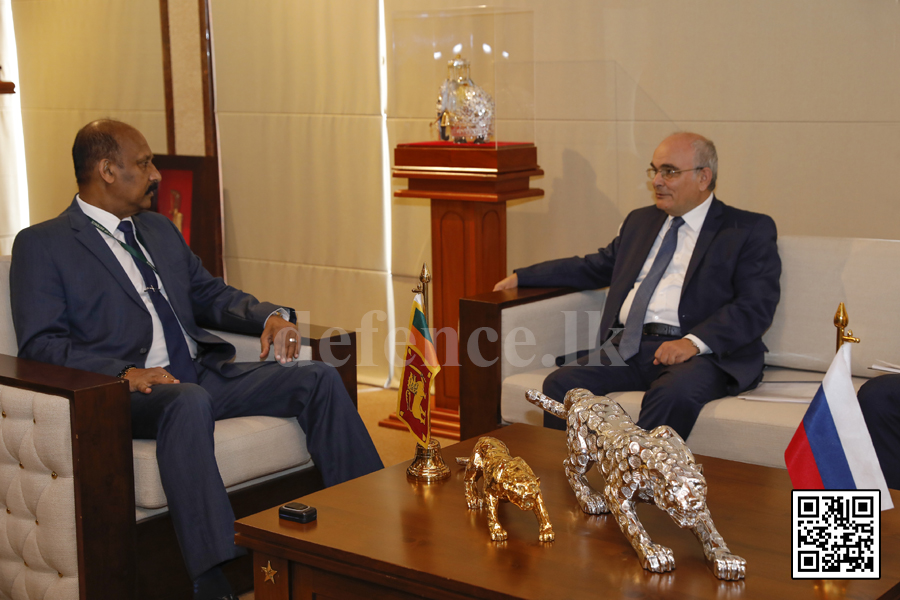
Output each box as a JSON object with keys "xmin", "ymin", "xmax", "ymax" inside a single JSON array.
[{"xmin": 262, "ymin": 560, "xmax": 277, "ymax": 584}]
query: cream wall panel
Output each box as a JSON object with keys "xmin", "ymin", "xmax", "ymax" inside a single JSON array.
[
  {"xmin": 224, "ymin": 257, "xmax": 391, "ymax": 386},
  {"xmin": 214, "ymin": 1, "xmax": 388, "ymax": 380},
  {"xmin": 387, "ymin": 118, "xmax": 432, "ymax": 279},
  {"xmin": 391, "ymin": 195, "xmax": 431, "ymax": 280},
  {"xmin": 597, "ymin": 1, "xmax": 900, "ymax": 123},
  {"xmin": 168, "ymin": 0, "xmax": 206, "ymax": 156},
  {"xmin": 534, "ymin": 61, "xmax": 617, "ymax": 122},
  {"xmin": 507, "ymin": 120, "xmax": 622, "ymax": 272},
  {"xmin": 679, "ymin": 121, "xmax": 900, "ymax": 240},
  {"xmin": 11, "ymin": 0, "xmax": 165, "ymax": 226},
  {"xmin": 213, "ymin": 0, "xmax": 380, "ymax": 116},
  {"xmin": 11, "ymin": 0, "xmax": 164, "ymax": 112},
  {"xmin": 218, "ymin": 113, "xmax": 385, "ymax": 270},
  {"xmin": 19, "ymin": 110, "xmax": 166, "ymax": 225}
]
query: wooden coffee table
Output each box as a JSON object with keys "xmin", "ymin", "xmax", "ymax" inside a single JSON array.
[{"xmin": 235, "ymin": 424, "xmax": 900, "ymax": 599}]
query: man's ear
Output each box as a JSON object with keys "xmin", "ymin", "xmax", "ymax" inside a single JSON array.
[
  {"xmin": 98, "ymin": 158, "xmax": 115, "ymax": 184},
  {"xmin": 697, "ymin": 167, "xmax": 712, "ymax": 192}
]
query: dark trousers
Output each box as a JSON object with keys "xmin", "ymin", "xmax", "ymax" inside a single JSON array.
[
  {"xmin": 858, "ymin": 373, "xmax": 900, "ymax": 490},
  {"xmin": 542, "ymin": 335, "xmax": 730, "ymax": 439},
  {"xmin": 130, "ymin": 360, "xmax": 383, "ymax": 580}
]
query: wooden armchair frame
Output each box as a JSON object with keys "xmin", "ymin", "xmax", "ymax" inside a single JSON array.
[
  {"xmin": 0, "ymin": 326, "xmax": 357, "ymax": 600},
  {"xmin": 459, "ymin": 287, "xmax": 571, "ymax": 441}
]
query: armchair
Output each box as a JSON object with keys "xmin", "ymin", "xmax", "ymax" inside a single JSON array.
[{"xmin": 0, "ymin": 255, "xmax": 357, "ymax": 599}]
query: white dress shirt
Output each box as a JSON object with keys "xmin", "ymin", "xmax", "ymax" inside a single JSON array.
[
  {"xmin": 618, "ymin": 193, "xmax": 714, "ymax": 354},
  {"xmin": 77, "ymin": 196, "xmax": 198, "ymax": 368}
]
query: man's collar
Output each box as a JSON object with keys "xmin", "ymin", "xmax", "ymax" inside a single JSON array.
[
  {"xmin": 668, "ymin": 192, "xmax": 714, "ymax": 231},
  {"xmin": 76, "ymin": 194, "xmax": 133, "ymax": 234}
]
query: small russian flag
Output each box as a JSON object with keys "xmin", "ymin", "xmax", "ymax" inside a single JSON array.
[{"xmin": 784, "ymin": 343, "xmax": 893, "ymax": 510}]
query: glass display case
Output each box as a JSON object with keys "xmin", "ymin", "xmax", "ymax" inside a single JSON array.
[{"xmin": 388, "ymin": 7, "xmax": 534, "ymax": 147}]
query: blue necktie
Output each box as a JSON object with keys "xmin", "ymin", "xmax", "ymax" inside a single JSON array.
[
  {"xmin": 617, "ymin": 216, "xmax": 685, "ymax": 361},
  {"xmin": 117, "ymin": 221, "xmax": 197, "ymax": 384}
]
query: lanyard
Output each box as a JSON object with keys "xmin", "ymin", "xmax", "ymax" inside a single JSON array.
[{"xmin": 89, "ymin": 218, "xmax": 159, "ymax": 274}]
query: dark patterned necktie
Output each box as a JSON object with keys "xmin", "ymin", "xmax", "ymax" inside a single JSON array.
[
  {"xmin": 617, "ymin": 216, "xmax": 685, "ymax": 361},
  {"xmin": 117, "ymin": 221, "xmax": 197, "ymax": 383}
]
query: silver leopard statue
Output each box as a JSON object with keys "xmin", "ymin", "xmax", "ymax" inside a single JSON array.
[{"xmin": 526, "ymin": 388, "xmax": 746, "ymax": 580}]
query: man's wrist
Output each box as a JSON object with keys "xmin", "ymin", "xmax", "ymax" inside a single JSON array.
[
  {"xmin": 117, "ymin": 365, "xmax": 137, "ymax": 378},
  {"xmin": 683, "ymin": 334, "xmax": 710, "ymax": 355},
  {"xmin": 265, "ymin": 308, "xmax": 291, "ymax": 326}
]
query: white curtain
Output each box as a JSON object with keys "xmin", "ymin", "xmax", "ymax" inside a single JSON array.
[{"xmin": 0, "ymin": 0, "xmax": 28, "ymax": 254}]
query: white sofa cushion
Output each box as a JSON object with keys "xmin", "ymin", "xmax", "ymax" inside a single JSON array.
[
  {"xmin": 133, "ymin": 415, "xmax": 310, "ymax": 510},
  {"xmin": 763, "ymin": 236, "xmax": 900, "ymax": 377},
  {"xmin": 502, "ymin": 367, "xmax": 871, "ymax": 469}
]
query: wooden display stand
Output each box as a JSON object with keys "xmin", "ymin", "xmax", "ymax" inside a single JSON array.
[{"xmin": 380, "ymin": 142, "xmax": 543, "ymax": 439}]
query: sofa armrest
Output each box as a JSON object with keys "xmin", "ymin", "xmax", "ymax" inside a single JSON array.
[
  {"xmin": 206, "ymin": 324, "xmax": 358, "ymax": 407},
  {"xmin": 0, "ymin": 353, "xmax": 134, "ymax": 599},
  {"xmin": 459, "ymin": 287, "xmax": 608, "ymax": 439}
]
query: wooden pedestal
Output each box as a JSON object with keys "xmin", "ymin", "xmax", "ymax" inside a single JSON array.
[{"xmin": 380, "ymin": 142, "xmax": 543, "ymax": 439}]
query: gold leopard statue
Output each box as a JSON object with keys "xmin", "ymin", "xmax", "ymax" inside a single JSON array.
[
  {"xmin": 526, "ymin": 388, "xmax": 746, "ymax": 580},
  {"xmin": 456, "ymin": 436, "xmax": 555, "ymax": 542}
]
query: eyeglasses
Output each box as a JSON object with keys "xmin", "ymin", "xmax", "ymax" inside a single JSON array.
[{"xmin": 646, "ymin": 166, "xmax": 703, "ymax": 181}]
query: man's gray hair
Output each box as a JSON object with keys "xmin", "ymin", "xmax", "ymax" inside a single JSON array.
[{"xmin": 691, "ymin": 137, "xmax": 718, "ymax": 191}]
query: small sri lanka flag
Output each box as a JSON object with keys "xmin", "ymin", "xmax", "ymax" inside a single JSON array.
[
  {"xmin": 785, "ymin": 343, "xmax": 893, "ymax": 510},
  {"xmin": 397, "ymin": 293, "xmax": 441, "ymax": 447}
]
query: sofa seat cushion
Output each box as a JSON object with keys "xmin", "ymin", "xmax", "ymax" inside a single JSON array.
[
  {"xmin": 500, "ymin": 366, "xmax": 869, "ymax": 469},
  {"xmin": 133, "ymin": 416, "xmax": 310, "ymax": 509}
]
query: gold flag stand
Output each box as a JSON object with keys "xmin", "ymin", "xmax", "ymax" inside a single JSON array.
[
  {"xmin": 834, "ymin": 302, "xmax": 861, "ymax": 351},
  {"xmin": 407, "ymin": 264, "xmax": 451, "ymax": 483}
]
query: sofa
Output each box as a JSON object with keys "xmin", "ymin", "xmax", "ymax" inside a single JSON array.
[
  {"xmin": 0, "ymin": 255, "xmax": 358, "ymax": 599},
  {"xmin": 460, "ymin": 235, "xmax": 900, "ymax": 468}
]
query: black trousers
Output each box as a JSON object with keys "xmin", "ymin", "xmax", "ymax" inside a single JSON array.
[
  {"xmin": 130, "ymin": 360, "xmax": 383, "ymax": 580},
  {"xmin": 542, "ymin": 334, "xmax": 730, "ymax": 439},
  {"xmin": 858, "ymin": 373, "xmax": 900, "ymax": 490}
]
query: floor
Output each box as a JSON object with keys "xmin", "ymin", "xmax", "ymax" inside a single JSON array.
[{"xmin": 237, "ymin": 384, "xmax": 456, "ymax": 599}]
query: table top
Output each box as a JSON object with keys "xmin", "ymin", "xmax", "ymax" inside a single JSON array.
[{"xmin": 235, "ymin": 424, "xmax": 900, "ymax": 600}]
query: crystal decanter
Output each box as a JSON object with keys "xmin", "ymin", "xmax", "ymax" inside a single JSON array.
[{"xmin": 435, "ymin": 55, "xmax": 495, "ymax": 143}]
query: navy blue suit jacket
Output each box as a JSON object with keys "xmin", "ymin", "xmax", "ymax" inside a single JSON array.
[
  {"xmin": 10, "ymin": 198, "xmax": 290, "ymax": 378},
  {"xmin": 516, "ymin": 198, "xmax": 781, "ymax": 393}
]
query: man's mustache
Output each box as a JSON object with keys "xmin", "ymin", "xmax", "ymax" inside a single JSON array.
[{"xmin": 146, "ymin": 181, "xmax": 159, "ymax": 195}]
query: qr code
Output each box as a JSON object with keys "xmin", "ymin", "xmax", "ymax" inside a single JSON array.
[{"xmin": 792, "ymin": 490, "xmax": 880, "ymax": 579}]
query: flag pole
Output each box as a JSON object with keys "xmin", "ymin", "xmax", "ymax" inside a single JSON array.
[
  {"xmin": 833, "ymin": 302, "xmax": 861, "ymax": 352},
  {"xmin": 406, "ymin": 264, "xmax": 450, "ymax": 482}
]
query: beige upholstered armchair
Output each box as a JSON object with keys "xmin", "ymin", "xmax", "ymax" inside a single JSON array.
[{"xmin": 0, "ymin": 255, "xmax": 357, "ymax": 599}]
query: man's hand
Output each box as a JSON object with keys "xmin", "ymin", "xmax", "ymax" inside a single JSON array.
[
  {"xmin": 260, "ymin": 314, "xmax": 299, "ymax": 363},
  {"xmin": 653, "ymin": 338, "xmax": 700, "ymax": 366},
  {"xmin": 493, "ymin": 273, "xmax": 519, "ymax": 292},
  {"xmin": 124, "ymin": 367, "xmax": 179, "ymax": 394}
]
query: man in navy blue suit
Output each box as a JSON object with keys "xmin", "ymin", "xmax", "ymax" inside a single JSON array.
[
  {"xmin": 10, "ymin": 120, "xmax": 383, "ymax": 600},
  {"xmin": 494, "ymin": 133, "xmax": 781, "ymax": 439},
  {"xmin": 858, "ymin": 374, "xmax": 900, "ymax": 489}
]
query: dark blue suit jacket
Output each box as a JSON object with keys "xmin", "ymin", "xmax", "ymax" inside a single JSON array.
[
  {"xmin": 516, "ymin": 198, "xmax": 781, "ymax": 394},
  {"xmin": 10, "ymin": 198, "xmax": 290, "ymax": 378}
]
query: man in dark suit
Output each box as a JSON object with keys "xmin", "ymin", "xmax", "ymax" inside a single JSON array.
[
  {"xmin": 858, "ymin": 374, "xmax": 900, "ymax": 489},
  {"xmin": 494, "ymin": 132, "xmax": 781, "ymax": 438},
  {"xmin": 9, "ymin": 120, "xmax": 383, "ymax": 600}
]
